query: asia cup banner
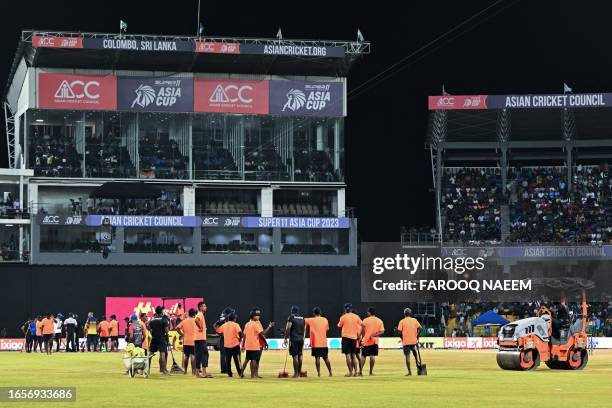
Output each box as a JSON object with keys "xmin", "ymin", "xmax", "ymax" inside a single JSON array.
[
  {"xmin": 269, "ymin": 80, "xmax": 344, "ymax": 117},
  {"xmin": 38, "ymin": 73, "xmax": 117, "ymax": 110},
  {"xmin": 117, "ymin": 77, "xmax": 194, "ymax": 112},
  {"xmin": 194, "ymin": 79, "xmax": 269, "ymax": 114},
  {"xmin": 429, "ymin": 93, "xmax": 612, "ymax": 110},
  {"xmin": 105, "ymin": 297, "xmax": 203, "ymax": 334}
]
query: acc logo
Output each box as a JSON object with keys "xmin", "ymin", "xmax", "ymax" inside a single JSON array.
[
  {"xmin": 37, "ymin": 37, "xmax": 56, "ymax": 47},
  {"xmin": 42, "ymin": 215, "xmax": 60, "ymax": 224},
  {"xmin": 54, "ymin": 80, "xmax": 100, "ymax": 100},
  {"xmin": 210, "ymin": 84, "xmax": 253, "ymax": 104},
  {"xmin": 437, "ymin": 96, "xmax": 455, "ymax": 107},
  {"xmin": 450, "ymin": 248, "xmax": 466, "ymax": 256},
  {"xmin": 201, "ymin": 217, "xmax": 219, "ymax": 226}
]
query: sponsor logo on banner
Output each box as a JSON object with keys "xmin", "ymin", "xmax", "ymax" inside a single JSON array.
[
  {"xmin": 195, "ymin": 79, "xmax": 269, "ymax": 114},
  {"xmin": 0, "ymin": 338, "xmax": 25, "ymax": 351},
  {"xmin": 38, "ymin": 73, "xmax": 117, "ymax": 110},
  {"xmin": 194, "ymin": 40, "xmax": 240, "ymax": 54},
  {"xmin": 117, "ymin": 77, "xmax": 194, "ymax": 112},
  {"xmin": 201, "ymin": 216, "xmax": 242, "ymax": 227},
  {"xmin": 32, "ymin": 36, "xmax": 83, "ymax": 49},
  {"xmin": 269, "ymin": 81, "xmax": 343, "ymax": 117},
  {"xmin": 428, "ymin": 95, "xmax": 488, "ymax": 110},
  {"xmin": 37, "ymin": 214, "xmax": 84, "ymax": 226},
  {"xmin": 443, "ymin": 337, "xmax": 498, "ymax": 349}
]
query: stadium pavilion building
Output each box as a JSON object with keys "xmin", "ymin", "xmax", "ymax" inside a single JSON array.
[{"xmin": 0, "ymin": 30, "xmax": 374, "ymax": 335}]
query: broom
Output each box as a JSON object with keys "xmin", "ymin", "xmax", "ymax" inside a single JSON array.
[
  {"xmin": 278, "ymin": 341, "xmax": 290, "ymax": 378},
  {"xmin": 416, "ymin": 343, "xmax": 427, "ymax": 376}
]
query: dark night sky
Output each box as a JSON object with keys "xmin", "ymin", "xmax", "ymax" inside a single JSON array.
[{"xmin": 1, "ymin": 1, "xmax": 611, "ymax": 241}]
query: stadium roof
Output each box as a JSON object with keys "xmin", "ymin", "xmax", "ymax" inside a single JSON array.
[
  {"xmin": 4, "ymin": 30, "xmax": 370, "ymax": 100},
  {"xmin": 427, "ymin": 93, "xmax": 612, "ymax": 145}
]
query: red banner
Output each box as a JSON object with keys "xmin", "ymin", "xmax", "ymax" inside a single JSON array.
[
  {"xmin": 0, "ymin": 338, "xmax": 25, "ymax": 351},
  {"xmin": 194, "ymin": 79, "xmax": 269, "ymax": 114},
  {"xmin": 194, "ymin": 40, "xmax": 240, "ymax": 54},
  {"xmin": 38, "ymin": 73, "xmax": 117, "ymax": 110},
  {"xmin": 105, "ymin": 297, "xmax": 203, "ymax": 334},
  {"xmin": 428, "ymin": 95, "xmax": 488, "ymax": 110},
  {"xmin": 32, "ymin": 35, "xmax": 83, "ymax": 49}
]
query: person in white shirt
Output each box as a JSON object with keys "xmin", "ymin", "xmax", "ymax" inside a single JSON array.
[
  {"xmin": 54, "ymin": 314, "xmax": 64, "ymax": 352},
  {"xmin": 63, "ymin": 314, "xmax": 78, "ymax": 352}
]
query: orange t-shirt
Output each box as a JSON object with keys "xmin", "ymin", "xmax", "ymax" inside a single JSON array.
[
  {"xmin": 195, "ymin": 312, "xmax": 207, "ymax": 341},
  {"xmin": 41, "ymin": 318, "xmax": 55, "ymax": 335},
  {"xmin": 337, "ymin": 313, "xmax": 362, "ymax": 340},
  {"xmin": 216, "ymin": 321, "xmax": 242, "ymax": 349},
  {"xmin": 36, "ymin": 321, "xmax": 43, "ymax": 336},
  {"xmin": 362, "ymin": 316, "xmax": 385, "ymax": 346},
  {"xmin": 109, "ymin": 320, "xmax": 118, "ymax": 337},
  {"xmin": 305, "ymin": 316, "xmax": 329, "ymax": 348},
  {"xmin": 177, "ymin": 317, "xmax": 197, "ymax": 346},
  {"xmin": 398, "ymin": 317, "xmax": 421, "ymax": 345},
  {"xmin": 141, "ymin": 320, "xmax": 149, "ymax": 349},
  {"xmin": 99, "ymin": 320, "xmax": 110, "ymax": 337},
  {"xmin": 243, "ymin": 320, "xmax": 264, "ymax": 351}
]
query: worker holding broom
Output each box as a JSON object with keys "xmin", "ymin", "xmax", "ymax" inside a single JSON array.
[
  {"xmin": 397, "ymin": 307, "xmax": 422, "ymax": 376},
  {"xmin": 283, "ymin": 305, "xmax": 306, "ymax": 378}
]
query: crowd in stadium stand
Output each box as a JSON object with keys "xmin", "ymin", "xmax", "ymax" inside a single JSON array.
[
  {"xmin": 0, "ymin": 193, "xmax": 28, "ymax": 219},
  {"xmin": 442, "ymin": 165, "xmax": 611, "ymax": 244},
  {"xmin": 244, "ymin": 142, "xmax": 289, "ymax": 180},
  {"xmin": 508, "ymin": 165, "xmax": 610, "ymax": 244},
  {"xmin": 293, "ymin": 149, "xmax": 339, "ymax": 182},
  {"xmin": 139, "ymin": 136, "xmax": 188, "ymax": 179},
  {"xmin": 42, "ymin": 193, "xmax": 183, "ymax": 216},
  {"xmin": 193, "ymin": 146, "xmax": 238, "ymax": 179},
  {"xmin": 30, "ymin": 127, "xmax": 82, "ymax": 177},
  {"xmin": 440, "ymin": 301, "xmax": 611, "ymax": 337},
  {"xmin": 441, "ymin": 168, "xmax": 502, "ymax": 244},
  {"xmin": 85, "ymin": 132, "xmax": 135, "ymax": 178}
]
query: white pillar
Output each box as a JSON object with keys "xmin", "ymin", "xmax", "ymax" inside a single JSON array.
[
  {"xmin": 316, "ymin": 125, "xmax": 324, "ymax": 151},
  {"xmin": 183, "ymin": 186, "xmax": 196, "ymax": 216},
  {"xmin": 261, "ymin": 187, "xmax": 273, "ymax": 217},
  {"xmin": 337, "ymin": 188, "xmax": 346, "ymax": 217},
  {"xmin": 28, "ymin": 183, "xmax": 38, "ymax": 214}
]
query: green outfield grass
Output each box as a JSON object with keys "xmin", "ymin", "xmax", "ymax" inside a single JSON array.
[{"xmin": 1, "ymin": 349, "xmax": 610, "ymax": 408}]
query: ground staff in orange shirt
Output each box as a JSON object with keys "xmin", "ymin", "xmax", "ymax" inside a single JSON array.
[
  {"xmin": 214, "ymin": 311, "xmax": 243, "ymax": 377},
  {"xmin": 176, "ymin": 309, "xmax": 198, "ymax": 375},
  {"xmin": 41, "ymin": 313, "xmax": 55, "ymax": 355},
  {"xmin": 359, "ymin": 307, "xmax": 385, "ymax": 376},
  {"xmin": 241, "ymin": 308, "xmax": 274, "ymax": 379},
  {"xmin": 109, "ymin": 315, "xmax": 119, "ymax": 352},
  {"xmin": 337, "ymin": 303, "xmax": 363, "ymax": 377},
  {"xmin": 305, "ymin": 307, "xmax": 332, "ymax": 377},
  {"xmin": 397, "ymin": 307, "xmax": 422, "ymax": 376}
]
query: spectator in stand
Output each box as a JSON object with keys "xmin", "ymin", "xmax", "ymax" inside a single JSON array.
[{"xmin": 442, "ymin": 168, "xmax": 502, "ymax": 244}]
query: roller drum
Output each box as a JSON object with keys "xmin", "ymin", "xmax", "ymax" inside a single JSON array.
[{"xmin": 496, "ymin": 351, "xmax": 522, "ymax": 370}]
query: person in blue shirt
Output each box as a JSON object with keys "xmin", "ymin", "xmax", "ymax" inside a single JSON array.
[{"xmin": 21, "ymin": 317, "xmax": 37, "ymax": 353}]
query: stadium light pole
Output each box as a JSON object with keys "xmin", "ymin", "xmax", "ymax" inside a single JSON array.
[{"xmin": 196, "ymin": 0, "xmax": 201, "ymax": 36}]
